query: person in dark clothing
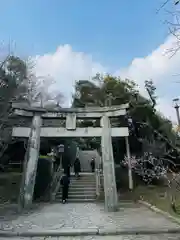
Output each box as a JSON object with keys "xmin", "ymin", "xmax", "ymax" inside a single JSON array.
[
  {"xmin": 60, "ymin": 174, "xmax": 70, "ymax": 203},
  {"xmin": 74, "ymin": 158, "xmax": 81, "ymax": 178},
  {"xmin": 90, "ymin": 158, "xmax": 95, "ymax": 172},
  {"xmin": 64, "ymin": 163, "xmax": 71, "ymax": 178}
]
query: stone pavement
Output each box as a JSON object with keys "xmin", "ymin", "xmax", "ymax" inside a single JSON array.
[
  {"xmin": 0, "ymin": 202, "xmax": 180, "ymax": 239},
  {"xmin": 0, "ymin": 236, "xmax": 180, "ymax": 240}
]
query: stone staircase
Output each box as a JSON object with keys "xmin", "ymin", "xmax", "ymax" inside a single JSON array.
[
  {"xmin": 55, "ymin": 173, "xmax": 96, "ymax": 202},
  {"xmin": 78, "ymin": 150, "xmax": 100, "ymax": 172}
]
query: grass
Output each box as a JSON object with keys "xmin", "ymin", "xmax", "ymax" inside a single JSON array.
[
  {"xmin": 0, "ymin": 172, "xmax": 22, "ymax": 204},
  {"xmin": 119, "ymin": 172, "xmax": 180, "ymax": 217},
  {"xmin": 128, "ymin": 185, "xmax": 180, "ymax": 217}
]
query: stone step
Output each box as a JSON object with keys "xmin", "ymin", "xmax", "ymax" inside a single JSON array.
[
  {"xmin": 68, "ymin": 189, "xmax": 96, "ymax": 192},
  {"xmin": 70, "ymin": 179, "xmax": 95, "ymax": 181},
  {"xmin": 72, "ymin": 180, "xmax": 95, "ymax": 183},
  {"xmin": 71, "ymin": 174, "xmax": 95, "ymax": 176},
  {"xmin": 69, "ymin": 187, "xmax": 95, "ymax": 190},
  {"xmin": 70, "ymin": 179, "xmax": 96, "ymax": 182},
  {"xmin": 62, "ymin": 189, "xmax": 96, "ymax": 193},
  {"xmin": 55, "ymin": 172, "xmax": 96, "ymax": 203},
  {"xmin": 70, "ymin": 175, "xmax": 95, "ymax": 178},
  {"xmin": 68, "ymin": 186, "xmax": 95, "ymax": 190},
  {"xmin": 69, "ymin": 176, "xmax": 95, "ymax": 179},
  {"xmin": 56, "ymin": 191, "xmax": 96, "ymax": 197},
  {"xmin": 57, "ymin": 189, "xmax": 96, "ymax": 193},
  {"xmin": 70, "ymin": 182, "xmax": 96, "ymax": 186},
  {"xmin": 54, "ymin": 198, "xmax": 96, "ymax": 203},
  {"xmin": 70, "ymin": 180, "xmax": 96, "ymax": 183},
  {"xmin": 70, "ymin": 189, "xmax": 96, "ymax": 194},
  {"xmin": 69, "ymin": 186, "xmax": 96, "ymax": 189},
  {"xmin": 70, "ymin": 177, "xmax": 95, "ymax": 180},
  {"xmin": 70, "ymin": 182, "xmax": 96, "ymax": 185},
  {"xmin": 56, "ymin": 194, "xmax": 96, "ymax": 200},
  {"xmin": 56, "ymin": 194, "xmax": 96, "ymax": 199},
  {"xmin": 58, "ymin": 186, "xmax": 96, "ymax": 191},
  {"xmin": 71, "ymin": 174, "xmax": 95, "ymax": 177},
  {"xmin": 69, "ymin": 185, "xmax": 96, "ymax": 188},
  {"xmin": 70, "ymin": 172, "xmax": 95, "ymax": 175}
]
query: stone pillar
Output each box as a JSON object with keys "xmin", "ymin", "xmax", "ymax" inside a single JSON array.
[
  {"xmin": 19, "ymin": 114, "xmax": 42, "ymax": 209},
  {"xmin": 101, "ymin": 115, "xmax": 118, "ymax": 212},
  {"xmin": 125, "ymin": 136, "xmax": 133, "ymax": 190}
]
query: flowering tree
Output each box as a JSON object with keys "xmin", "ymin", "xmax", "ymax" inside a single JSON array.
[
  {"xmin": 122, "ymin": 151, "xmax": 180, "ymax": 213},
  {"xmin": 25, "ymin": 60, "xmax": 64, "ymax": 107},
  {"xmin": 122, "ymin": 152, "xmax": 168, "ymax": 184}
]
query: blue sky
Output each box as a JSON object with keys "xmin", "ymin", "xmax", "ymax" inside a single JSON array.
[
  {"xmin": 1, "ymin": 0, "xmax": 172, "ymax": 67},
  {"xmin": 0, "ymin": 0, "xmax": 179, "ymax": 122}
]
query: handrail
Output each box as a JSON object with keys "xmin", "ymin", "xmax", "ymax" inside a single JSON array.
[
  {"xmin": 51, "ymin": 164, "xmax": 61, "ymax": 189},
  {"xmin": 50, "ymin": 164, "xmax": 63, "ymax": 201},
  {"xmin": 95, "ymin": 168, "xmax": 102, "ymax": 198},
  {"xmin": 99, "ymin": 158, "xmax": 104, "ymax": 191},
  {"xmin": 100, "ymin": 170, "xmax": 104, "ymax": 191},
  {"xmin": 37, "ymin": 160, "xmax": 62, "ymax": 202}
]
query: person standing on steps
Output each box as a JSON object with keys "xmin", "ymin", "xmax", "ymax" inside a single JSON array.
[
  {"xmin": 74, "ymin": 157, "xmax": 81, "ymax": 178},
  {"xmin": 90, "ymin": 157, "xmax": 95, "ymax": 172},
  {"xmin": 60, "ymin": 173, "xmax": 70, "ymax": 203},
  {"xmin": 64, "ymin": 162, "xmax": 71, "ymax": 178}
]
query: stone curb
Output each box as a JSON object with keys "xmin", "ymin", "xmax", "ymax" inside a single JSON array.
[
  {"xmin": 139, "ymin": 200, "xmax": 180, "ymax": 226},
  {"xmin": 1, "ymin": 228, "xmax": 180, "ymax": 237},
  {"xmin": 0, "ymin": 228, "xmax": 98, "ymax": 237}
]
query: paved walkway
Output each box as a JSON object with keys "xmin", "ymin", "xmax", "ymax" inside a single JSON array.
[
  {"xmin": 0, "ymin": 236, "xmax": 180, "ymax": 240},
  {"xmin": 0, "ymin": 202, "xmax": 180, "ymax": 239}
]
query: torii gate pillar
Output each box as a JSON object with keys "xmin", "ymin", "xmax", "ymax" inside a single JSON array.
[
  {"xmin": 101, "ymin": 115, "xmax": 118, "ymax": 211},
  {"xmin": 19, "ymin": 114, "xmax": 42, "ymax": 210}
]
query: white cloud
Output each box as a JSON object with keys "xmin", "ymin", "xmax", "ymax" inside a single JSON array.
[
  {"xmin": 118, "ymin": 34, "xmax": 180, "ymax": 123},
  {"xmin": 34, "ymin": 36, "xmax": 180, "ymax": 123},
  {"xmin": 156, "ymin": 98, "xmax": 175, "ymax": 121},
  {"xmin": 34, "ymin": 44, "xmax": 106, "ymax": 106},
  {"xmin": 119, "ymin": 35, "xmax": 180, "ymax": 88}
]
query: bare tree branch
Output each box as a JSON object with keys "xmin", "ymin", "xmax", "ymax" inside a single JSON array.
[{"xmin": 156, "ymin": 0, "xmax": 171, "ymax": 14}]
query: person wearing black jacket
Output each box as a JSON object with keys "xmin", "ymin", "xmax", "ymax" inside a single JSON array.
[
  {"xmin": 90, "ymin": 158, "xmax": 95, "ymax": 172},
  {"xmin": 74, "ymin": 158, "xmax": 81, "ymax": 178},
  {"xmin": 60, "ymin": 174, "xmax": 70, "ymax": 203},
  {"xmin": 64, "ymin": 162, "xmax": 71, "ymax": 178}
]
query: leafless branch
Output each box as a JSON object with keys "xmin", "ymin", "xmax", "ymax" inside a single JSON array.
[{"xmin": 156, "ymin": 0, "xmax": 171, "ymax": 14}]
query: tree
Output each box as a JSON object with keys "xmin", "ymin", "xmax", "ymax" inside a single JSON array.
[
  {"xmin": 26, "ymin": 75, "xmax": 54, "ymax": 107},
  {"xmin": 53, "ymin": 92, "xmax": 64, "ymax": 107},
  {"xmin": 155, "ymin": 1, "xmax": 180, "ymax": 56},
  {"xmin": 157, "ymin": 0, "xmax": 179, "ymax": 12},
  {"xmin": 72, "ymin": 74, "xmax": 178, "ymax": 156},
  {"xmin": 145, "ymin": 80, "xmax": 157, "ymax": 109},
  {"xmin": 158, "ymin": 0, "xmax": 180, "ymax": 56},
  {"xmin": 24, "ymin": 59, "xmax": 64, "ymax": 107},
  {"xmin": 122, "ymin": 151, "xmax": 180, "ymax": 213},
  {"xmin": 72, "ymin": 74, "xmax": 180, "ymax": 213},
  {"xmin": 122, "ymin": 153, "xmax": 167, "ymax": 184},
  {"xmin": 0, "ymin": 55, "xmax": 30, "ymax": 164},
  {"xmin": 0, "ymin": 55, "xmax": 64, "ymax": 166},
  {"xmin": 175, "ymin": 0, "xmax": 180, "ymax": 4}
]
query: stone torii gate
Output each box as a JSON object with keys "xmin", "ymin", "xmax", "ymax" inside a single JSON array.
[{"xmin": 11, "ymin": 103, "xmax": 132, "ymax": 212}]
